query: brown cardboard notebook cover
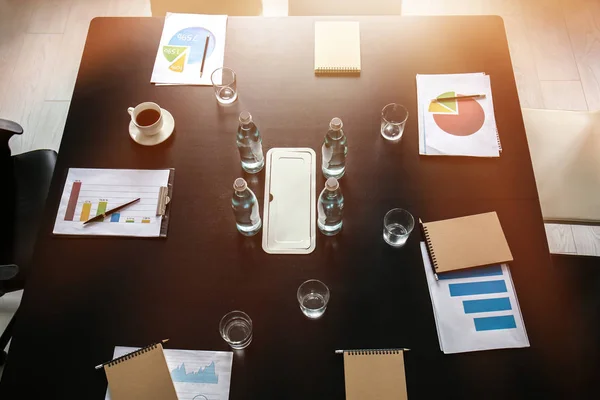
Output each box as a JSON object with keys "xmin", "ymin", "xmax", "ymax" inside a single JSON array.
[
  {"xmin": 422, "ymin": 211, "xmax": 513, "ymax": 273},
  {"xmin": 342, "ymin": 350, "xmax": 408, "ymax": 400},
  {"xmin": 104, "ymin": 343, "xmax": 177, "ymax": 400}
]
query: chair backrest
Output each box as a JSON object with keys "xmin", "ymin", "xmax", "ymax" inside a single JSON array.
[
  {"xmin": 289, "ymin": 0, "xmax": 403, "ymax": 16},
  {"xmin": 0, "ymin": 129, "xmax": 16, "ymax": 265},
  {"xmin": 150, "ymin": 0, "xmax": 263, "ymax": 16},
  {"xmin": 522, "ymin": 109, "xmax": 600, "ymax": 222}
]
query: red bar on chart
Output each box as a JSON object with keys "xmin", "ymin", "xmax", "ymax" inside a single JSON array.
[{"xmin": 64, "ymin": 181, "xmax": 82, "ymax": 221}]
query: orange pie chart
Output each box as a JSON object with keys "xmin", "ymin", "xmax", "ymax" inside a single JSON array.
[{"xmin": 429, "ymin": 92, "xmax": 485, "ymax": 136}]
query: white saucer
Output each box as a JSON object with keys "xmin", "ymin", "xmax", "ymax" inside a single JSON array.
[{"xmin": 129, "ymin": 108, "xmax": 174, "ymax": 146}]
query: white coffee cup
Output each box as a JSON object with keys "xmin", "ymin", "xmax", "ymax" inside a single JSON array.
[{"xmin": 127, "ymin": 102, "xmax": 163, "ymax": 136}]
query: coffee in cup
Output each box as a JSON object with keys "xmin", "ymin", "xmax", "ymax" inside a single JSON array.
[{"xmin": 127, "ymin": 102, "xmax": 164, "ymax": 136}]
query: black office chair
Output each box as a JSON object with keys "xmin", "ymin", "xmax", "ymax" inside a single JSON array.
[{"xmin": 0, "ymin": 119, "xmax": 57, "ymax": 365}]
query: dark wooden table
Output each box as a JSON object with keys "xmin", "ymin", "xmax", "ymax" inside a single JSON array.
[{"xmin": 0, "ymin": 16, "xmax": 595, "ymax": 399}]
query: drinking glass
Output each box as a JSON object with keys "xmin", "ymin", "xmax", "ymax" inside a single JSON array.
[
  {"xmin": 219, "ymin": 310, "xmax": 252, "ymax": 349},
  {"xmin": 383, "ymin": 208, "xmax": 414, "ymax": 247},
  {"xmin": 211, "ymin": 67, "xmax": 237, "ymax": 105},
  {"xmin": 297, "ymin": 280, "xmax": 330, "ymax": 319},
  {"xmin": 381, "ymin": 103, "xmax": 408, "ymax": 141}
]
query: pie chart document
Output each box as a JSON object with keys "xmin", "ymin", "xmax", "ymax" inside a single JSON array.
[
  {"xmin": 416, "ymin": 73, "xmax": 501, "ymax": 157},
  {"xmin": 151, "ymin": 13, "xmax": 227, "ymax": 85}
]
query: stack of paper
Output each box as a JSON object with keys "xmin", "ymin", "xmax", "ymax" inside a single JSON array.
[
  {"xmin": 417, "ymin": 73, "xmax": 501, "ymax": 157},
  {"xmin": 421, "ymin": 243, "xmax": 529, "ymax": 354},
  {"xmin": 151, "ymin": 13, "xmax": 227, "ymax": 85}
]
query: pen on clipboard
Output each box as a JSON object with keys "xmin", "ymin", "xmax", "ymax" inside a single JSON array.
[
  {"xmin": 199, "ymin": 35, "xmax": 210, "ymax": 78},
  {"xmin": 94, "ymin": 339, "xmax": 169, "ymax": 370},
  {"xmin": 83, "ymin": 198, "xmax": 140, "ymax": 225}
]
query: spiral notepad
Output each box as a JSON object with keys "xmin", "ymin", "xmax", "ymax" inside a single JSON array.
[
  {"xmin": 341, "ymin": 349, "xmax": 408, "ymax": 400},
  {"xmin": 104, "ymin": 343, "xmax": 177, "ymax": 400},
  {"xmin": 314, "ymin": 21, "xmax": 361, "ymax": 74},
  {"xmin": 421, "ymin": 211, "xmax": 513, "ymax": 275}
]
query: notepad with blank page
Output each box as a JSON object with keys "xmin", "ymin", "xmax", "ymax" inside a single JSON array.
[
  {"xmin": 421, "ymin": 211, "xmax": 513, "ymax": 274},
  {"xmin": 342, "ymin": 350, "xmax": 408, "ymax": 400},
  {"xmin": 104, "ymin": 343, "xmax": 177, "ymax": 400},
  {"xmin": 314, "ymin": 21, "xmax": 361, "ymax": 74}
]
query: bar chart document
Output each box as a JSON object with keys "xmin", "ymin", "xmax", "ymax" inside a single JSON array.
[
  {"xmin": 105, "ymin": 348, "xmax": 234, "ymax": 400},
  {"xmin": 53, "ymin": 168, "xmax": 170, "ymax": 237},
  {"xmin": 421, "ymin": 242, "xmax": 529, "ymax": 354}
]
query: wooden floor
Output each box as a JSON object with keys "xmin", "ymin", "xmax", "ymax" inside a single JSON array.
[{"xmin": 0, "ymin": 0, "xmax": 598, "ymax": 374}]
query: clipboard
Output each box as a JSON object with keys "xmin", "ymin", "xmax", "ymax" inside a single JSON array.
[
  {"xmin": 52, "ymin": 168, "xmax": 175, "ymax": 238},
  {"xmin": 157, "ymin": 168, "xmax": 175, "ymax": 238}
]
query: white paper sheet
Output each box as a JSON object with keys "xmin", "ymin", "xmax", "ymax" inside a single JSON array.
[
  {"xmin": 421, "ymin": 242, "xmax": 529, "ymax": 354},
  {"xmin": 151, "ymin": 13, "xmax": 227, "ymax": 85},
  {"xmin": 52, "ymin": 168, "xmax": 170, "ymax": 237},
  {"xmin": 105, "ymin": 348, "xmax": 233, "ymax": 400},
  {"xmin": 417, "ymin": 73, "xmax": 501, "ymax": 157}
]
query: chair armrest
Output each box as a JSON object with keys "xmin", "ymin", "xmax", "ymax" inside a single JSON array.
[
  {"xmin": 0, "ymin": 119, "xmax": 23, "ymax": 140},
  {"xmin": 0, "ymin": 264, "xmax": 19, "ymax": 281}
]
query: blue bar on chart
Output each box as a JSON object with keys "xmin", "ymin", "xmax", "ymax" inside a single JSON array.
[
  {"xmin": 449, "ymin": 280, "xmax": 507, "ymax": 297},
  {"xmin": 111, "ymin": 213, "xmax": 120, "ymax": 222},
  {"xmin": 463, "ymin": 297, "xmax": 512, "ymax": 314},
  {"xmin": 474, "ymin": 315, "xmax": 517, "ymax": 331},
  {"xmin": 438, "ymin": 265, "xmax": 503, "ymax": 280}
]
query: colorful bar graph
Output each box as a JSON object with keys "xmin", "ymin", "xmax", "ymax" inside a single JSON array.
[
  {"xmin": 80, "ymin": 201, "xmax": 92, "ymax": 221},
  {"xmin": 64, "ymin": 181, "xmax": 82, "ymax": 221},
  {"xmin": 474, "ymin": 315, "xmax": 517, "ymax": 331},
  {"xmin": 96, "ymin": 200, "xmax": 108, "ymax": 221},
  {"xmin": 110, "ymin": 213, "xmax": 120, "ymax": 222},
  {"xmin": 463, "ymin": 297, "xmax": 512, "ymax": 314},
  {"xmin": 438, "ymin": 265, "xmax": 503, "ymax": 280},
  {"xmin": 126, "ymin": 218, "xmax": 135, "ymax": 223},
  {"xmin": 141, "ymin": 218, "xmax": 151, "ymax": 224},
  {"xmin": 449, "ymin": 280, "xmax": 507, "ymax": 297}
]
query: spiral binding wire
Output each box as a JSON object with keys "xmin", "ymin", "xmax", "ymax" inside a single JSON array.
[
  {"xmin": 106, "ymin": 343, "xmax": 158, "ymax": 368},
  {"xmin": 495, "ymin": 129, "xmax": 503, "ymax": 152},
  {"xmin": 315, "ymin": 67, "xmax": 361, "ymax": 74},
  {"xmin": 422, "ymin": 225, "xmax": 438, "ymax": 270},
  {"xmin": 347, "ymin": 349, "xmax": 402, "ymax": 356}
]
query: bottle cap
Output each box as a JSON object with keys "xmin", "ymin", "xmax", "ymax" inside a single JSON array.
[
  {"xmin": 239, "ymin": 111, "xmax": 253, "ymax": 124},
  {"xmin": 325, "ymin": 177, "xmax": 339, "ymax": 191},
  {"xmin": 329, "ymin": 117, "xmax": 343, "ymax": 131},
  {"xmin": 233, "ymin": 178, "xmax": 247, "ymax": 191}
]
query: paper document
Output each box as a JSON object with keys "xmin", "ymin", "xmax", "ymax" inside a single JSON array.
[
  {"xmin": 421, "ymin": 242, "xmax": 529, "ymax": 354},
  {"xmin": 53, "ymin": 168, "xmax": 170, "ymax": 237},
  {"xmin": 416, "ymin": 73, "xmax": 501, "ymax": 157},
  {"xmin": 106, "ymin": 348, "xmax": 233, "ymax": 400},
  {"xmin": 151, "ymin": 13, "xmax": 227, "ymax": 85}
]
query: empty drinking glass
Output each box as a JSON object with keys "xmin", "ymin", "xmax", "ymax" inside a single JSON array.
[
  {"xmin": 383, "ymin": 208, "xmax": 414, "ymax": 247},
  {"xmin": 381, "ymin": 103, "xmax": 408, "ymax": 141},
  {"xmin": 297, "ymin": 280, "xmax": 330, "ymax": 319},
  {"xmin": 211, "ymin": 67, "xmax": 237, "ymax": 105},
  {"xmin": 219, "ymin": 310, "xmax": 252, "ymax": 349}
]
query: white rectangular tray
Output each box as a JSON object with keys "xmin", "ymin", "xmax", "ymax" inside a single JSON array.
[{"xmin": 262, "ymin": 148, "xmax": 316, "ymax": 254}]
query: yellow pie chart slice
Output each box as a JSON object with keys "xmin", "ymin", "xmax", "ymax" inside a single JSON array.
[
  {"xmin": 428, "ymin": 91, "xmax": 458, "ymax": 113},
  {"xmin": 169, "ymin": 51, "xmax": 187, "ymax": 73}
]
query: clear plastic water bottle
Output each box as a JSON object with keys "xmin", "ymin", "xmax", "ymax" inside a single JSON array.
[
  {"xmin": 237, "ymin": 111, "xmax": 264, "ymax": 173},
  {"xmin": 232, "ymin": 178, "xmax": 262, "ymax": 236},
  {"xmin": 317, "ymin": 177, "xmax": 344, "ymax": 236},
  {"xmin": 321, "ymin": 117, "xmax": 348, "ymax": 179}
]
